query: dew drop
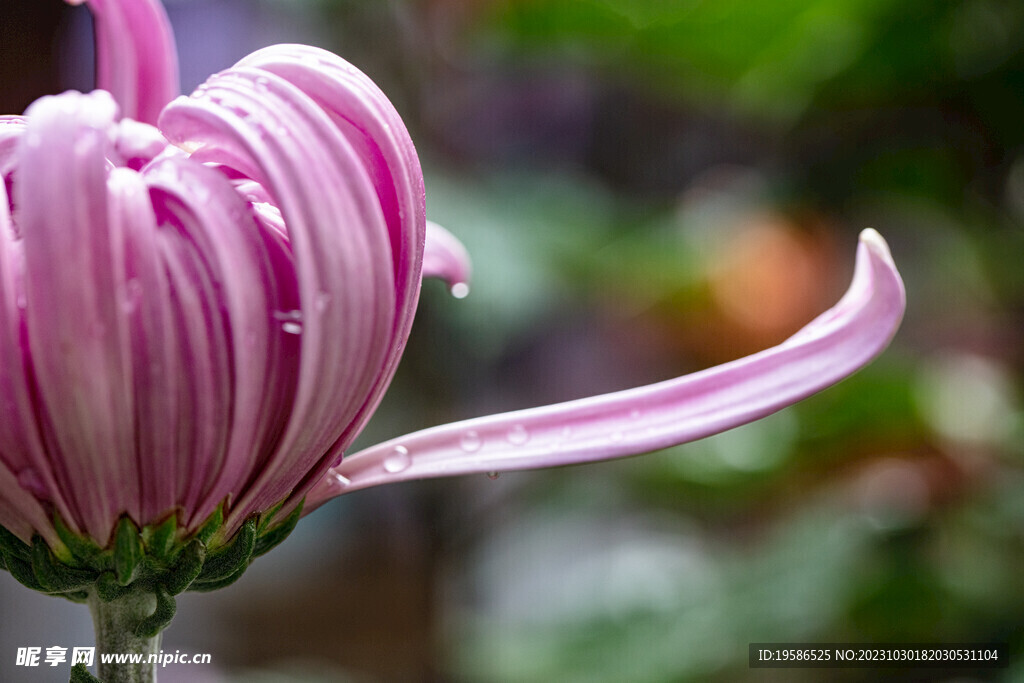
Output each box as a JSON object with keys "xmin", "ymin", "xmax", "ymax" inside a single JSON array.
[
  {"xmin": 330, "ymin": 472, "xmax": 351, "ymax": 488},
  {"xmin": 274, "ymin": 309, "xmax": 303, "ymax": 334},
  {"xmin": 450, "ymin": 282, "xmax": 470, "ymax": 299},
  {"xmin": 487, "ymin": 471, "xmax": 500, "ymax": 480},
  {"xmin": 383, "ymin": 445, "xmax": 411, "ymax": 473},
  {"xmin": 506, "ymin": 424, "xmax": 529, "ymax": 446},
  {"xmin": 460, "ymin": 430, "xmax": 482, "ymax": 452}
]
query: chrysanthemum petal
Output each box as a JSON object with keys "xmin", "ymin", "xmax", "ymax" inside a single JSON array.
[
  {"xmin": 307, "ymin": 229, "xmax": 905, "ymax": 506},
  {"xmin": 72, "ymin": 0, "xmax": 179, "ymax": 125},
  {"xmin": 16, "ymin": 91, "xmax": 136, "ymax": 541},
  {"xmin": 160, "ymin": 66, "xmax": 399, "ymax": 530},
  {"xmin": 230, "ymin": 45, "xmax": 428, "ymax": 485},
  {"xmin": 423, "ymin": 221, "xmax": 471, "ymax": 296},
  {"xmin": 0, "ymin": 125, "xmax": 72, "ymax": 542},
  {"xmin": 143, "ymin": 156, "xmax": 297, "ymax": 526}
]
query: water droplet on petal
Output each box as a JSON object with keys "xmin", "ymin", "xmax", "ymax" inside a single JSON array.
[
  {"xmin": 487, "ymin": 471, "xmax": 500, "ymax": 480},
  {"xmin": 383, "ymin": 446, "xmax": 411, "ymax": 473},
  {"xmin": 330, "ymin": 472, "xmax": 351, "ymax": 488},
  {"xmin": 274, "ymin": 309, "xmax": 303, "ymax": 334},
  {"xmin": 460, "ymin": 430, "xmax": 482, "ymax": 452},
  {"xmin": 450, "ymin": 282, "xmax": 470, "ymax": 299},
  {"xmin": 506, "ymin": 424, "xmax": 529, "ymax": 446}
]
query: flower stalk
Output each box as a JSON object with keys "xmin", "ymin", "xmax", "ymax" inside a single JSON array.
[{"xmin": 87, "ymin": 588, "xmax": 162, "ymax": 683}]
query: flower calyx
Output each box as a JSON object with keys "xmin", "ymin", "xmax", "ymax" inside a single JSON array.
[{"xmin": 0, "ymin": 501, "xmax": 302, "ymax": 637}]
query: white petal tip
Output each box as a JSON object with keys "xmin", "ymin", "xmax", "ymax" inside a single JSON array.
[
  {"xmin": 858, "ymin": 228, "xmax": 894, "ymax": 263},
  {"xmin": 450, "ymin": 282, "xmax": 470, "ymax": 299}
]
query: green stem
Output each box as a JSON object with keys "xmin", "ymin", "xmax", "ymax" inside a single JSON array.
[{"xmin": 87, "ymin": 588, "xmax": 162, "ymax": 683}]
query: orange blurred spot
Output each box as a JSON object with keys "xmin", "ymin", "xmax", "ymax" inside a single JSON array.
[{"xmin": 708, "ymin": 214, "xmax": 834, "ymax": 342}]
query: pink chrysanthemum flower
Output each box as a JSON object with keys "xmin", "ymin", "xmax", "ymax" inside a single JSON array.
[{"xmin": 0, "ymin": 1, "xmax": 904, "ymax": 679}]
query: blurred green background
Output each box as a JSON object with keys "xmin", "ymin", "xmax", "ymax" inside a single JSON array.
[{"xmin": 2, "ymin": 0, "xmax": 1023, "ymax": 681}]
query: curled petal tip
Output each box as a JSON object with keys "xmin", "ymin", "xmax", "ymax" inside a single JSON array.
[
  {"xmin": 423, "ymin": 221, "xmax": 471, "ymax": 293},
  {"xmin": 859, "ymin": 227, "xmax": 895, "ymax": 264}
]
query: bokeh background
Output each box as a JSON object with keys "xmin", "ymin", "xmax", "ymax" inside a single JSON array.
[{"xmin": 2, "ymin": 0, "xmax": 1024, "ymax": 681}]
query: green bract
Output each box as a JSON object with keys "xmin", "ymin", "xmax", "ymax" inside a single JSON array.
[{"xmin": 0, "ymin": 501, "xmax": 301, "ymax": 637}]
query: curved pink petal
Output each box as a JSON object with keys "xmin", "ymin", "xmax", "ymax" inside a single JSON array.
[
  {"xmin": 70, "ymin": 0, "xmax": 179, "ymax": 125},
  {"xmin": 144, "ymin": 156, "xmax": 303, "ymax": 528},
  {"xmin": 423, "ymin": 221, "xmax": 471, "ymax": 297},
  {"xmin": 16, "ymin": 91, "xmax": 137, "ymax": 541},
  {"xmin": 0, "ymin": 126, "xmax": 71, "ymax": 544},
  {"xmin": 307, "ymin": 229, "xmax": 905, "ymax": 508},
  {"xmin": 229, "ymin": 46, "xmax": 428, "ymax": 487},
  {"xmin": 104, "ymin": 166, "xmax": 180, "ymax": 523},
  {"xmin": 159, "ymin": 64, "xmax": 402, "ymax": 531}
]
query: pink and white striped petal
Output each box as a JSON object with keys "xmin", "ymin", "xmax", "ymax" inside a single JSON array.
[{"xmin": 307, "ymin": 229, "xmax": 905, "ymax": 507}]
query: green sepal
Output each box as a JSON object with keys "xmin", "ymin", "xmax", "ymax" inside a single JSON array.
[
  {"xmin": 134, "ymin": 586, "xmax": 176, "ymax": 638},
  {"xmin": 164, "ymin": 540, "xmax": 206, "ymax": 595},
  {"xmin": 2, "ymin": 550, "xmax": 44, "ymax": 592},
  {"xmin": 253, "ymin": 500, "xmax": 303, "ymax": 559},
  {"xmin": 189, "ymin": 564, "xmax": 247, "ymax": 592},
  {"xmin": 194, "ymin": 505, "xmax": 224, "ymax": 546},
  {"xmin": 53, "ymin": 513, "xmax": 100, "ymax": 567},
  {"xmin": 114, "ymin": 517, "xmax": 144, "ymax": 586},
  {"xmin": 196, "ymin": 517, "xmax": 255, "ymax": 583},
  {"xmin": 142, "ymin": 515, "xmax": 178, "ymax": 563},
  {"xmin": 70, "ymin": 662, "xmax": 102, "ymax": 683},
  {"xmin": 256, "ymin": 501, "xmax": 285, "ymax": 536},
  {"xmin": 31, "ymin": 536, "xmax": 96, "ymax": 592},
  {"xmin": 60, "ymin": 590, "xmax": 89, "ymax": 604},
  {"xmin": 0, "ymin": 525, "xmax": 31, "ymax": 562},
  {"xmin": 95, "ymin": 571, "xmax": 131, "ymax": 602}
]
